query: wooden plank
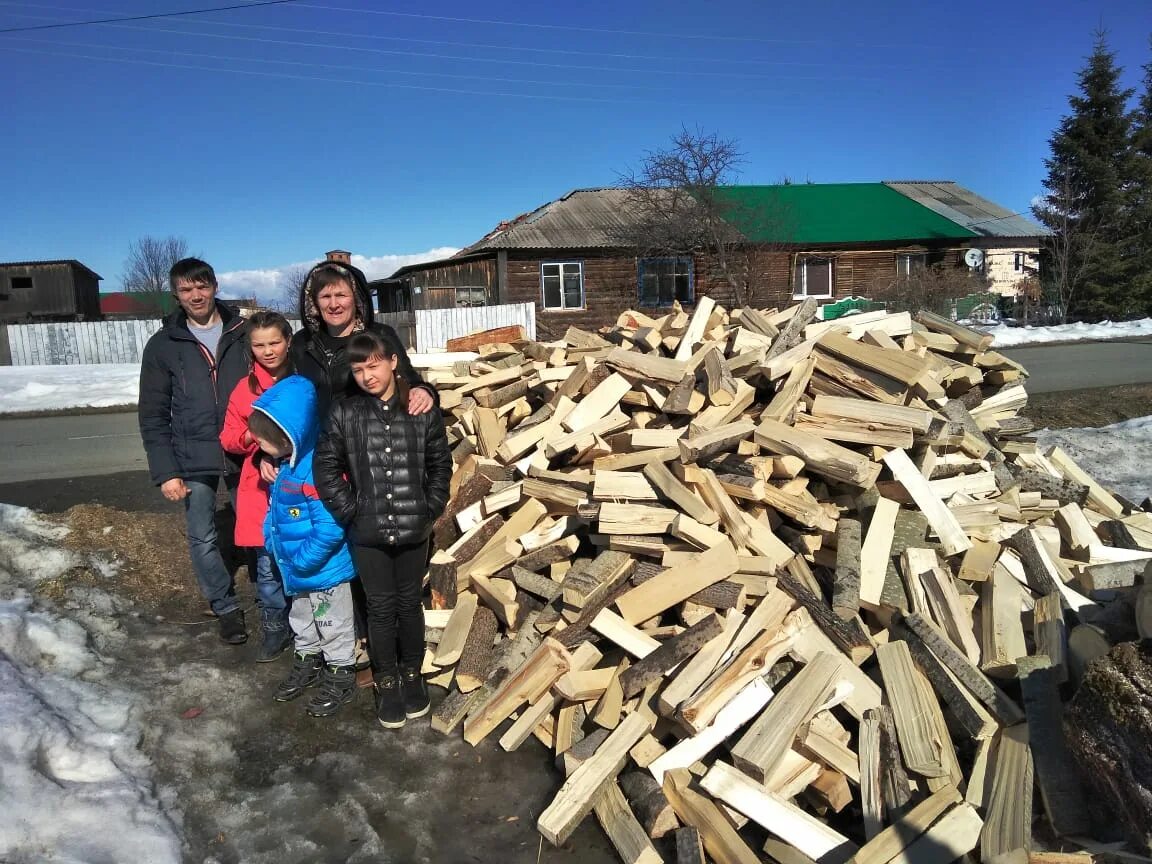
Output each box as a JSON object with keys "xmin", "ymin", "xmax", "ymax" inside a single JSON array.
[
  {"xmin": 981, "ymin": 724, "xmax": 1034, "ymax": 860},
  {"xmin": 875, "ymin": 641, "xmax": 949, "ymax": 778},
  {"xmin": 888, "ymin": 804, "xmax": 983, "ymax": 864},
  {"xmin": 662, "ymin": 768, "xmax": 763, "ymax": 864},
  {"xmin": 832, "ymin": 517, "xmax": 863, "ymax": 620},
  {"xmin": 650, "ymin": 678, "xmax": 774, "ymax": 786},
  {"xmin": 919, "ymin": 561, "xmax": 981, "ymax": 664},
  {"xmin": 455, "ymin": 605, "xmax": 500, "ymax": 692},
  {"xmin": 1032, "ymin": 592, "xmax": 1068, "ymax": 684},
  {"xmin": 678, "ymin": 420, "xmax": 756, "ymax": 464},
  {"xmin": 848, "ymin": 783, "xmax": 963, "ymax": 864},
  {"xmin": 860, "ymin": 497, "xmax": 900, "ymax": 608},
  {"xmin": 1016, "ymin": 656, "xmax": 1089, "ymax": 837},
  {"xmin": 700, "ymin": 762, "xmax": 857, "ymax": 864},
  {"xmin": 858, "ymin": 711, "xmax": 884, "ymax": 841},
  {"xmin": 615, "ymin": 540, "xmax": 739, "ymax": 625},
  {"xmin": 643, "ymin": 459, "xmax": 720, "ymax": 526},
  {"xmin": 606, "ymin": 345, "xmax": 688, "ymax": 383},
  {"xmin": 598, "ymin": 502, "xmax": 678, "ymax": 535},
  {"xmin": 593, "ymin": 781, "xmax": 663, "ymax": 864},
  {"xmin": 431, "ymin": 592, "xmax": 478, "ymax": 667},
  {"xmin": 958, "ymin": 539, "xmax": 1000, "ymax": 582},
  {"xmin": 762, "ymin": 356, "xmax": 816, "ymax": 424},
  {"xmin": 673, "ymin": 296, "xmax": 716, "ymax": 361},
  {"xmin": 811, "ymin": 394, "xmax": 934, "ymax": 434},
  {"xmin": 590, "ymin": 609, "xmax": 661, "ymax": 658},
  {"xmin": 537, "ymin": 711, "xmax": 656, "ymax": 845},
  {"xmin": 756, "ymin": 418, "xmax": 882, "ymax": 488},
  {"xmin": 981, "ymin": 564, "xmax": 1029, "ymax": 680},
  {"xmin": 882, "ymin": 448, "xmax": 972, "ymax": 557},
  {"xmin": 462, "ymin": 637, "xmax": 571, "ymax": 745}
]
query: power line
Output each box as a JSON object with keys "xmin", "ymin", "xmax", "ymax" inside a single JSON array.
[
  {"xmin": 0, "ymin": 44, "xmax": 685, "ymax": 105},
  {"xmin": 2, "ymin": 14, "xmax": 889, "ymax": 83},
  {"xmin": 0, "ymin": 0, "xmax": 297, "ymax": 34},
  {"xmin": 0, "ymin": 0, "xmax": 916, "ymax": 70},
  {"xmin": 294, "ymin": 2, "xmax": 934, "ymax": 51}
]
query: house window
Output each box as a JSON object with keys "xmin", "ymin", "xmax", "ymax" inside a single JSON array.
[
  {"xmin": 896, "ymin": 253, "xmax": 927, "ymax": 276},
  {"xmin": 455, "ymin": 285, "xmax": 486, "ymax": 307},
  {"xmin": 11, "ymin": 276, "xmax": 32, "ymax": 291},
  {"xmin": 638, "ymin": 257, "xmax": 693, "ymax": 307},
  {"xmin": 541, "ymin": 262, "xmax": 583, "ymax": 310},
  {"xmin": 793, "ymin": 257, "xmax": 834, "ymax": 299},
  {"xmin": 1013, "ymin": 252, "xmax": 1030, "ymax": 273}
]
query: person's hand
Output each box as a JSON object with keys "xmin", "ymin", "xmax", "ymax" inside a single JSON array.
[
  {"xmin": 407, "ymin": 386, "xmax": 434, "ymax": 415},
  {"xmin": 259, "ymin": 458, "xmax": 280, "ymax": 485},
  {"xmin": 160, "ymin": 478, "xmax": 189, "ymax": 502},
  {"xmin": 242, "ymin": 429, "xmax": 254, "ymax": 447}
]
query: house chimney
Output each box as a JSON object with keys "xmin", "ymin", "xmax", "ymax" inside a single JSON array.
[{"xmin": 326, "ymin": 249, "xmax": 352, "ymax": 264}]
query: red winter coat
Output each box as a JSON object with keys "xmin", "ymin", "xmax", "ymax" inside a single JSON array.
[{"xmin": 220, "ymin": 364, "xmax": 279, "ymax": 547}]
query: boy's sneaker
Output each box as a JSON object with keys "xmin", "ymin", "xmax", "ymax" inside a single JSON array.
[
  {"xmin": 218, "ymin": 609, "xmax": 247, "ymax": 645},
  {"xmin": 374, "ymin": 671, "xmax": 406, "ymax": 729},
  {"xmin": 305, "ymin": 665, "xmax": 357, "ymax": 718},
  {"xmin": 399, "ymin": 664, "xmax": 430, "ymax": 719},
  {"xmin": 274, "ymin": 652, "xmax": 322, "ymax": 702},
  {"xmin": 256, "ymin": 611, "xmax": 293, "ymax": 663}
]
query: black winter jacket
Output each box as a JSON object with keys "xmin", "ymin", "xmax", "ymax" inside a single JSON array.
[
  {"xmin": 314, "ymin": 392, "xmax": 453, "ymax": 548},
  {"xmin": 138, "ymin": 303, "xmax": 249, "ymax": 485},
  {"xmin": 289, "ymin": 261, "xmax": 432, "ymax": 420}
]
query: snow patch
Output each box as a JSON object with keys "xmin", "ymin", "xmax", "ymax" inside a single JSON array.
[
  {"xmin": 0, "ymin": 504, "xmax": 183, "ymax": 863},
  {"xmin": 0, "ymin": 363, "xmax": 139, "ymax": 412},
  {"xmin": 1034, "ymin": 415, "xmax": 1152, "ymax": 505},
  {"xmin": 987, "ymin": 317, "xmax": 1152, "ymax": 348}
]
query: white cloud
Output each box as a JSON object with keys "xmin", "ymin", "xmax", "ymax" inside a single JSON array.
[{"xmin": 216, "ymin": 247, "xmax": 460, "ymax": 304}]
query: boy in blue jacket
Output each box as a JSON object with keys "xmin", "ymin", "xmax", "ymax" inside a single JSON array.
[{"xmin": 249, "ymin": 375, "xmax": 358, "ymax": 718}]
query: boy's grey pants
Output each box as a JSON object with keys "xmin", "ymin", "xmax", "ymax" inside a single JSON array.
[{"xmin": 288, "ymin": 582, "xmax": 356, "ymax": 667}]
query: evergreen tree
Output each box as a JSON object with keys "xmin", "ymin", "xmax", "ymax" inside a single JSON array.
[
  {"xmin": 1128, "ymin": 37, "xmax": 1152, "ymax": 313},
  {"xmin": 1033, "ymin": 33, "xmax": 1134, "ymax": 321}
]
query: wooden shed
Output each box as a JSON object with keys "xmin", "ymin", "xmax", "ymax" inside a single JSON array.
[{"xmin": 0, "ymin": 259, "xmax": 102, "ymax": 323}]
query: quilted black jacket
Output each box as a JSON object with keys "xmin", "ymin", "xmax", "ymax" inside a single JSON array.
[{"xmin": 314, "ymin": 391, "xmax": 452, "ymax": 547}]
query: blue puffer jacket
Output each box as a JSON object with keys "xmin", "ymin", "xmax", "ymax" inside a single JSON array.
[{"xmin": 255, "ymin": 375, "xmax": 355, "ymax": 596}]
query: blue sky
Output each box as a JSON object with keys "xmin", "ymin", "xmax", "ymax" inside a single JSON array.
[{"xmin": 1, "ymin": 0, "xmax": 1150, "ymax": 300}]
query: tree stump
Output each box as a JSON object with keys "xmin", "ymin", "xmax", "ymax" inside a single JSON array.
[{"xmin": 1064, "ymin": 640, "xmax": 1152, "ymax": 852}]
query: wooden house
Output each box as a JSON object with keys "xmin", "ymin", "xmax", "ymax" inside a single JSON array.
[
  {"xmin": 0, "ymin": 259, "xmax": 102, "ymax": 323},
  {"xmin": 387, "ymin": 182, "xmax": 1046, "ymax": 335}
]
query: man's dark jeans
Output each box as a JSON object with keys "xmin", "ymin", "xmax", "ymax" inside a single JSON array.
[{"xmin": 184, "ymin": 475, "xmax": 237, "ymax": 616}]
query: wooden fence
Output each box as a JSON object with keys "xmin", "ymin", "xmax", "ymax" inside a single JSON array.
[{"xmin": 3, "ymin": 303, "xmax": 536, "ymax": 365}]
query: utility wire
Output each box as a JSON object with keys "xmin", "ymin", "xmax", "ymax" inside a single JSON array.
[
  {"xmin": 0, "ymin": 0, "xmax": 916, "ymax": 70},
  {"xmin": 0, "ymin": 0, "xmax": 296, "ymax": 34}
]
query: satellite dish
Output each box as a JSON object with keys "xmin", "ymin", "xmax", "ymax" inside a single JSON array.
[{"xmin": 964, "ymin": 248, "xmax": 985, "ymax": 269}]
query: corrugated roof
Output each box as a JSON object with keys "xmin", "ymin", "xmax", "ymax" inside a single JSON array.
[
  {"xmin": 463, "ymin": 188, "xmax": 655, "ymax": 252},
  {"xmin": 0, "ymin": 259, "xmax": 103, "ymax": 279},
  {"xmin": 883, "ymin": 181, "xmax": 1047, "ymax": 238},
  {"xmin": 711, "ymin": 183, "xmax": 978, "ymax": 244}
]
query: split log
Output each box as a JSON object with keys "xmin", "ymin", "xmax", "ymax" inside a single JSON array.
[
  {"xmin": 618, "ymin": 771, "xmax": 678, "ymax": 840},
  {"xmin": 428, "ymin": 552, "xmax": 458, "ymax": 610},
  {"xmin": 618, "ymin": 613, "xmax": 725, "ymax": 699}
]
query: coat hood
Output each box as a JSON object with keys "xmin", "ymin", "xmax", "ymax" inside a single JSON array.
[
  {"xmin": 297, "ymin": 261, "xmax": 374, "ymax": 336},
  {"xmin": 252, "ymin": 375, "xmax": 318, "ymax": 468}
]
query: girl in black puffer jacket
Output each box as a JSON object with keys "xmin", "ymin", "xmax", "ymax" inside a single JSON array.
[{"xmin": 314, "ymin": 330, "xmax": 452, "ymax": 730}]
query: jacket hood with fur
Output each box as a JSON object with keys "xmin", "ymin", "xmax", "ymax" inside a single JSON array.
[{"xmin": 297, "ymin": 261, "xmax": 373, "ymax": 337}]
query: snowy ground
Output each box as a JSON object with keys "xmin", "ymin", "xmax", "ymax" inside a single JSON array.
[
  {"xmin": 984, "ymin": 316, "xmax": 1152, "ymax": 348},
  {"xmin": 1035, "ymin": 415, "xmax": 1152, "ymax": 505}
]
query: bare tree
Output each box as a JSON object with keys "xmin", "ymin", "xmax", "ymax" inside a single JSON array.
[
  {"xmin": 272, "ymin": 263, "xmax": 315, "ymax": 314},
  {"xmin": 122, "ymin": 235, "xmax": 189, "ymax": 295},
  {"xmin": 616, "ymin": 127, "xmax": 793, "ymax": 307},
  {"xmin": 1032, "ymin": 173, "xmax": 1103, "ymax": 323}
]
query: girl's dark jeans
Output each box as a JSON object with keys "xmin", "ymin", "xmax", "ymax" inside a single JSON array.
[{"xmin": 353, "ymin": 539, "xmax": 429, "ymax": 673}]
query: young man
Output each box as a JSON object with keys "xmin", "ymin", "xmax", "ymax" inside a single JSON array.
[{"xmin": 138, "ymin": 258, "xmax": 251, "ymax": 643}]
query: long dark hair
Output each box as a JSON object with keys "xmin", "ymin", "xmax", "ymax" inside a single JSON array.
[
  {"xmin": 347, "ymin": 330, "xmax": 409, "ymax": 403},
  {"xmin": 246, "ymin": 310, "xmax": 294, "ymax": 394}
]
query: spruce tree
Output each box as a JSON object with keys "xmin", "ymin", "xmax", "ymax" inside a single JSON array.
[
  {"xmin": 1033, "ymin": 33, "xmax": 1134, "ymax": 321},
  {"xmin": 1128, "ymin": 38, "xmax": 1152, "ymax": 314}
]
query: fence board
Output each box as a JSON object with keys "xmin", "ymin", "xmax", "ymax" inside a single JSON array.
[{"xmin": 414, "ymin": 302, "xmax": 536, "ymax": 352}]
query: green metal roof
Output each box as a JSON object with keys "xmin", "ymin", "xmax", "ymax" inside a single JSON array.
[{"xmin": 710, "ymin": 183, "xmax": 979, "ymax": 245}]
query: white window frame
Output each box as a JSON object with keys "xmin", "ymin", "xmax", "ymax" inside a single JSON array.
[
  {"xmin": 896, "ymin": 253, "xmax": 927, "ymax": 276},
  {"xmin": 793, "ymin": 257, "xmax": 834, "ymax": 300},
  {"xmin": 541, "ymin": 261, "xmax": 584, "ymax": 310}
]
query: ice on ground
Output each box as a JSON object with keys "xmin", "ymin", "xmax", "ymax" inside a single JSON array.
[
  {"xmin": 0, "ymin": 503, "xmax": 182, "ymax": 863},
  {"xmin": 986, "ymin": 317, "xmax": 1152, "ymax": 348},
  {"xmin": 1035, "ymin": 415, "xmax": 1152, "ymax": 505},
  {"xmin": 0, "ymin": 362, "xmax": 140, "ymax": 413}
]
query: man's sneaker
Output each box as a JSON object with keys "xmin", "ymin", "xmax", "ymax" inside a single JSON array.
[
  {"xmin": 374, "ymin": 671, "xmax": 406, "ymax": 729},
  {"xmin": 305, "ymin": 665, "xmax": 357, "ymax": 718},
  {"xmin": 274, "ymin": 652, "xmax": 322, "ymax": 702},
  {"xmin": 218, "ymin": 609, "xmax": 247, "ymax": 645},
  {"xmin": 256, "ymin": 611, "xmax": 292, "ymax": 663},
  {"xmin": 399, "ymin": 664, "xmax": 430, "ymax": 719}
]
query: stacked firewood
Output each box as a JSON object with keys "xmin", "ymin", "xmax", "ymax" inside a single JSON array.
[{"xmin": 412, "ymin": 297, "xmax": 1152, "ymax": 862}]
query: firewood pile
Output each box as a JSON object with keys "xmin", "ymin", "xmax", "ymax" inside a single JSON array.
[{"xmin": 415, "ymin": 297, "xmax": 1152, "ymax": 862}]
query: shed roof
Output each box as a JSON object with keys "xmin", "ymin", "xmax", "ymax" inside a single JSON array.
[
  {"xmin": 463, "ymin": 188, "xmax": 651, "ymax": 252},
  {"xmin": 882, "ymin": 181, "xmax": 1047, "ymax": 239},
  {"xmin": 0, "ymin": 259, "xmax": 103, "ymax": 280}
]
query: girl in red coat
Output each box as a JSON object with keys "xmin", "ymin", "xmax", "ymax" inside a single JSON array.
[{"xmin": 220, "ymin": 311, "xmax": 295, "ymax": 661}]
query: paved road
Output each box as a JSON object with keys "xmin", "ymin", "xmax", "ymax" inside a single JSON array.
[
  {"xmin": 1001, "ymin": 339, "xmax": 1152, "ymax": 394},
  {"xmin": 0, "ymin": 411, "xmax": 147, "ymax": 484},
  {"xmin": 1, "ymin": 339, "xmax": 1151, "ymax": 488}
]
